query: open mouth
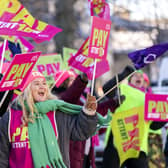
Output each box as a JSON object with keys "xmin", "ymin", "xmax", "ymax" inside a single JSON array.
[
  {"xmin": 136, "ymin": 80, "xmax": 141, "ymax": 84},
  {"xmin": 38, "ymin": 91, "xmax": 45, "ymax": 96}
]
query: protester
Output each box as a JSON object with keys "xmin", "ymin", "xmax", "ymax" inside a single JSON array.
[
  {"xmin": 0, "ymin": 70, "xmax": 98, "ymax": 168},
  {"xmin": 102, "ymin": 67, "xmax": 166, "ymax": 168},
  {"xmin": 128, "ymin": 70, "xmax": 144, "ymax": 89},
  {"xmin": 51, "ymin": 70, "xmax": 121, "ymax": 168}
]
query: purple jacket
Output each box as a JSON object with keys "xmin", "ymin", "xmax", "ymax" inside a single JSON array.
[{"xmin": 60, "ymin": 75, "xmax": 118, "ymax": 168}]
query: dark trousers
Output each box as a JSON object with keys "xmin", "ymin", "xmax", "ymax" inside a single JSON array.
[
  {"xmin": 102, "ymin": 133, "xmax": 149, "ymax": 168},
  {"xmin": 83, "ymin": 154, "xmax": 90, "ymax": 168}
]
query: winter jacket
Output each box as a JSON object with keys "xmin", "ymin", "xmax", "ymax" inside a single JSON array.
[
  {"xmin": 102, "ymin": 77, "xmax": 167, "ymax": 168},
  {"xmin": 0, "ymin": 101, "xmax": 98, "ymax": 168},
  {"xmin": 59, "ymin": 75, "xmax": 119, "ymax": 168}
]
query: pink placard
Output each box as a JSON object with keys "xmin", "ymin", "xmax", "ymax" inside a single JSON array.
[
  {"xmin": 0, "ymin": 51, "xmax": 41, "ymax": 91},
  {"xmin": 68, "ymin": 53, "xmax": 109, "ymax": 80},
  {"xmin": 88, "ymin": 16, "xmax": 111, "ymax": 59},
  {"xmin": 145, "ymin": 93, "xmax": 168, "ymax": 121}
]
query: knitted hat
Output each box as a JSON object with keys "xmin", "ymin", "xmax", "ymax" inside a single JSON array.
[
  {"xmin": 143, "ymin": 73, "xmax": 150, "ymax": 85},
  {"xmin": 54, "ymin": 70, "xmax": 76, "ymax": 88},
  {"xmin": 21, "ymin": 70, "xmax": 46, "ymax": 91}
]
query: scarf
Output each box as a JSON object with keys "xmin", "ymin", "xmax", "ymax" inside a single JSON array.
[{"xmin": 27, "ymin": 99, "xmax": 112, "ymax": 168}]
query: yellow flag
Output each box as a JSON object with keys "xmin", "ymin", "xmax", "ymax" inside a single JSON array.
[
  {"xmin": 111, "ymin": 106, "xmax": 150, "ymax": 166},
  {"xmin": 109, "ymin": 84, "xmax": 150, "ymax": 166}
]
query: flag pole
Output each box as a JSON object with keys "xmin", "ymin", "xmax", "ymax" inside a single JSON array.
[
  {"xmin": 0, "ymin": 39, "xmax": 7, "ymax": 73},
  {"xmin": 116, "ymin": 74, "xmax": 121, "ymax": 105},
  {"xmin": 91, "ymin": 59, "xmax": 97, "ymax": 96},
  {"xmin": 96, "ymin": 70, "xmax": 136, "ymax": 102}
]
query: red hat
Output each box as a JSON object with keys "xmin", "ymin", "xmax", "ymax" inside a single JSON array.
[
  {"xmin": 143, "ymin": 73, "xmax": 150, "ymax": 86},
  {"xmin": 21, "ymin": 70, "xmax": 46, "ymax": 91},
  {"xmin": 54, "ymin": 70, "xmax": 76, "ymax": 87}
]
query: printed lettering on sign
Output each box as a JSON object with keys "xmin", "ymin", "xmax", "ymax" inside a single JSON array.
[
  {"xmin": 88, "ymin": 16, "xmax": 111, "ymax": 59},
  {"xmin": 145, "ymin": 93, "xmax": 168, "ymax": 121}
]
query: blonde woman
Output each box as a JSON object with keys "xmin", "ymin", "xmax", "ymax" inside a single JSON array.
[{"xmin": 0, "ymin": 71, "xmax": 98, "ymax": 168}]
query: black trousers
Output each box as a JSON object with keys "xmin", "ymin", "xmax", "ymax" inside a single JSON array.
[
  {"xmin": 83, "ymin": 154, "xmax": 90, "ymax": 168},
  {"xmin": 102, "ymin": 133, "xmax": 149, "ymax": 168}
]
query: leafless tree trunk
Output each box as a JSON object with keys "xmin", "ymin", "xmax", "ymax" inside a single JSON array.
[{"xmin": 54, "ymin": 0, "xmax": 78, "ymax": 54}]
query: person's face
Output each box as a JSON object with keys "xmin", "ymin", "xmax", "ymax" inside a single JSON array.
[
  {"xmin": 130, "ymin": 72, "xmax": 144, "ymax": 88},
  {"xmin": 30, "ymin": 78, "xmax": 48, "ymax": 102}
]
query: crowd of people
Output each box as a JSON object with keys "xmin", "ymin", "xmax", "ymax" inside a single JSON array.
[{"xmin": 0, "ymin": 42, "xmax": 168, "ymax": 168}]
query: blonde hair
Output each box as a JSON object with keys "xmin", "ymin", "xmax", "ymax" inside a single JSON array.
[{"xmin": 17, "ymin": 82, "xmax": 57, "ymax": 125}]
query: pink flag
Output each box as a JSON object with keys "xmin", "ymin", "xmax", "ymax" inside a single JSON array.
[
  {"xmin": 69, "ymin": 37, "xmax": 110, "ymax": 79},
  {"xmin": 68, "ymin": 53, "xmax": 109, "ymax": 80},
  {"xmin": 0, "ymin": 0, "xmax": 62, "ymax": 43}
]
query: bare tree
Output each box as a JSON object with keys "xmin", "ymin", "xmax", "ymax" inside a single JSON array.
[{"xmin": 54, "ymin": 0, "xmax": 78, "ymax": 54}]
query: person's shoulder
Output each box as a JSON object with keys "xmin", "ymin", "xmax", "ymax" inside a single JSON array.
[{"xmin": 0, "ymin": 109, "xmax": 9, "ymax": 127}]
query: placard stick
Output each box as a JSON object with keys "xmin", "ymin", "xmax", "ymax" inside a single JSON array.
[
  {"xmin": 116, "ymin": 74, "xmax": 121, "ymax": 105},
  {"xmin": 91, "ymin": 59, "xmax": 97, "ymax": 96},
  {"xmin": 96, "ymin": 71, "xmax": 136, "ymax": 102}
]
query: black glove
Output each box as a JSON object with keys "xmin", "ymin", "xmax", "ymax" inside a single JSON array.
[
  {"xmin": 8, "ymin": 41, "xmax": 22, "ymax": 56},
  {"xmin": 113, "ymin": 95, "xmax": 126, "ymax": 107},
  {"xmin": 103, "ymin": 65, "xmax": 135, "ymax": 98}
]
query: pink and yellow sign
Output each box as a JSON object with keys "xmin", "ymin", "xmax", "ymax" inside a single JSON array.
[
  {"xmin": 75, "ymin": 37, "xmax": 89, "ymax": 57},
  {"xmin": 145, "ymin": 93, "xmax": 168, "ymax": 121},
  {"xmin": 89, "ymin": 0, "xmax": 110, "ymax": 19},
  {"xmin": 68, "ymin": 52, "xmax": 109, "ymax": 80},
  {"xmin": 69, "ymin": 37, "xmax": 110, "ymax": 79},
  {"xmin": 88, "ymin": 16, "xmax": 111, "ymax": 59},
  {"xmin": 0, "ymin": 51, "xmax": 41, "ymax": 91},
  {"xmin": 89, "ymin": 0, "xmax": 106, "ymax": 16},
  {"xmin": 0, "ymin": 0, "xmax": 62, "ymax": 43}
]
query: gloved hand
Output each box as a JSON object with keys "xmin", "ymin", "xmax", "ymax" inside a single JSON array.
[
  {"xmin": 113, "ymin": 95, "xmax": 126, "ymax": 107},
  {"xmin": 103, "ymin": 65, "xmax": 135, "ymax": 99},
  {"xmin": 8, "ymin": 41, "xmax": 22, "ymax": 56},
  {"xmin": 84, "ymin": 93, "xmax": 97, "ymax": 115}
]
